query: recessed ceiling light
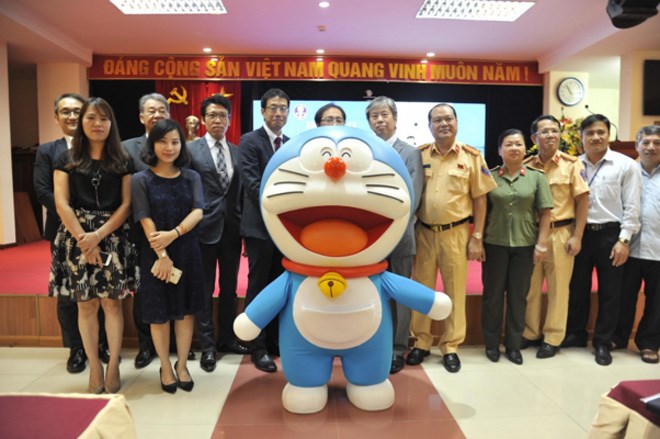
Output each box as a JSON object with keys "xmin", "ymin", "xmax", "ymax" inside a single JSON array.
[
  {"xmin": 319, "ymin": 1, "xmax": 330, "ymax": 8},
  {"xmin": 417, "ymin": 0, "xmax": 535, "ymax": 22},
  {"xmin": 109, "ymin": 0, "xmax": 227, "ymax": 15},
  {"xmin": 421, "ymin": 59, "xmax": 429, "ymax": 64},
  {"xmin": 317, "ymin": 57, "xmax": 324, "ymax": 62},
  {"xmin": 203, "ymin": 48, "xmax": 212, "ymax": 53},
  {"xmin": 426, "ymin": 52, "xmax": 436, "ymax": 57},
  {"xmin": 316, "ymin": 49, "xmax": 325, "ymax": 54}
]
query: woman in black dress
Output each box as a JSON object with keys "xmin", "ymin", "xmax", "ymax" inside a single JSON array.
[
  {"xmin": 50, "ymin": 97, "xmax": 137, "ymax": 394},
  {"xmin": 131, "ymin": 119, "xmax": 204, "ymax": 393}
]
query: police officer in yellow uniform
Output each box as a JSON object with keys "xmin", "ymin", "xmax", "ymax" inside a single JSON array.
[
  {"xmin": 407, "ymin": 103, "xmax": 496, "ymax": 373},
  {"xmin": 521, "ymin": 115, "xmax": 589, "ymax": 358}
]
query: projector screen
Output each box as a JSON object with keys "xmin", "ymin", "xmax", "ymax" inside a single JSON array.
[{"xmin": 252, "ymin": 100, "xmax": 487, "ymax": 154}]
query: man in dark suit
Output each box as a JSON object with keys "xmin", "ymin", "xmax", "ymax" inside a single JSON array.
[
  {"xmin": 238, "ymin": 88, "xmax": 290, "ymax": 373},
  {"xmin": 188, "ymin": 94, "xmax": 249, "ymax": 373},
  {"xmin": 366, "ymin": 96, "xmax": 423, "ymax": 374},
  {"xmin": 122, "ymin": 92, "xmax": 170, "ymax": 368},
  {"xmin": 34, "ymin": 93, "xmax": 109, "ymax": 373}
]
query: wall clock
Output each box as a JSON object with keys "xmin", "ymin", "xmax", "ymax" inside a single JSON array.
[{"xmin": 557, "ymin": 77, "xmax": 585, "ymax": 107}]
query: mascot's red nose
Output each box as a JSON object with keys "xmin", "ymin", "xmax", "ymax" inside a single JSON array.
[{"xmin": 324, "ymin": 156, "xmax": 346, "ymax": 182}]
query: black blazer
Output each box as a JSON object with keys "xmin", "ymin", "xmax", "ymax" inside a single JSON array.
[
  {"xmin": 188, "ymin": 137, "xmax": 242, "ymax": 245},
  {"xmin": 33, "ymin": 138, "xmax": 68, "ymax": 241},
  {"xmin": 122, "ymin": 135, "xmax": 149, "ymax": 172},
  {"xmin": 237, "ymin": 127, "xmax": 288, "ymax": 240}
]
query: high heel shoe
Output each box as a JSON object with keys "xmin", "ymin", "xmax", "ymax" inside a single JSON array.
[
  {"xmin": 104, "ymin": 366, "xmax": 121, "ymax": 394},
  {"xmin": 160, "ymin": 368, "xmax": 177, "ymax": 394},
  {"xmin": 88, "ymin": 366, "xmax": 104, "ymax": 394},
  {"xmin": 174, "ymin": 361, "xmax": 194, "ymax": 392}
]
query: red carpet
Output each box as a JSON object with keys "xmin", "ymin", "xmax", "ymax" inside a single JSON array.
[{"xmin": 213, "ymin": 357, "xmax": 465, "ymax": 438}]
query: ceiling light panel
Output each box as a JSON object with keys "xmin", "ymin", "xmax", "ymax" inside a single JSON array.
[
  {"xmin": 109, "ymin": 0, "xmax": 227, "ymax": 15},
  {"xmin": 417, "ymin": 0, "xmax": 535, "ymax": 22}
]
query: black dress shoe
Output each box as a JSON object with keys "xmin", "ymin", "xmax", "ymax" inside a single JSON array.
[
  {"xmin": 443, "ymin": 353, "xmax": 461, "ymax": 373},
  {"xmin": 200, "ymin": 350, "xmax": 217, "ymax": 373},
  {"xmin": 98, "ymin": 343, "xmax": 110, "ymax": 364},
  {"xmin": 251, "ymin": 350, "xmax": 277, "ymax": 373},
  {"xmin": 504, "ymin": 348, "xmax": 523, "ymax": 365},
  {"xmin": 485, "ymin": 348, "xmax": 500, "ymax": 362},
  {"xmin": 174, "ymin": 361, "xmax": 194, "ymax": 391},
  {"xmin": 536, "ymin": 343, "xmax": 559, "ymax": 359},
  {"xmin": 520, "ymin": 337, "xmax": 542, "ymax": 350},
  {"xmin": 188, "ymin": 350, "xmax": 196, "ymax": 361},
  {"xmin": 67, "ymin": 347, "xmax": 86, "ymax": 374},
  {"xmin": 390, "ymin": 355, "xmax": 405, "ymax": 374},
  {"xmin": 560, "ymin": 334, "xmax": 587, "ymax": 348},
  {"xmin": 160, "ymin": 368, "xmax": 177, "ymax": 394},
  {"xmin": 218, "ymin": 340, "xmax": 250, "ymax": 355},
  {"xmin": 594, "ymin": 345, "xmax": 612, "ymax": 366},
  {"xmin": 134, "ymin": 349, "xmax": 154, "ymax": 369},
  {"xmin": 406, "ymin": 348, "xmax": 430, "ymax": 365}
]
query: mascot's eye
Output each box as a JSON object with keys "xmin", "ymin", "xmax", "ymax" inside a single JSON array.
[
  {"xmin": 299, "ymin": 137, "xmax": 338, "ymax": 172},
  {"xmin": 337, "ymin": 138, "xmax": 373, "ymax": 172}
]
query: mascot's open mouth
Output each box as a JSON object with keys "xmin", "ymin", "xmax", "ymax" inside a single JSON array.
[{"xmin": 278, "ymin": 206, "xmax": 392, "ymax": 257}]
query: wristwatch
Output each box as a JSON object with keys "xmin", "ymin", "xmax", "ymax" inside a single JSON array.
[
  {"xmin": 618, "ymin": 238, "xmax": 629, "ymax": 246},
  {"xmin": 472, "ymin": 232, "xmax": 483, "ymax": 240},
  {"xmin": 159, "ymin": 250, "xmax": 168, "ymax": 258}
]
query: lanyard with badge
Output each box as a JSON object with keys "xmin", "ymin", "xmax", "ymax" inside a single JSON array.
[{"xmin": 582, "ymin": 160, "xmax": 606, "ymax": 187}]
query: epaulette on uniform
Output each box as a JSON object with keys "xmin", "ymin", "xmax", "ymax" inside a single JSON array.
[
  {"xmin": 525, "ymin": 164, "xmax": 545, "ymax": 174},
  {"xmin": 418, "ymin": 143, "xmax": 433, "ymax": 152},
  {"xmin": 461, "ymin": 144, "xmax": 480, "ymax": 156},
  {"xmin": 559, "ymin": 152, "xmax": 578, "ymax": 162}
]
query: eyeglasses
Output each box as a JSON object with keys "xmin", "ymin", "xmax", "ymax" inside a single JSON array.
[
  {"xmin": 266, "ymin": 105, "xmax": 289, "ymax": 114},
  {"xmin": 58, "ymin": 109, "xmax": 81, "ymax": 117},
  {"xmin": 431, "ymin": 116, "xmax": 455, "ymax": 124},
  {"xmin": 535, "ymin": 128, "xmax": 560, "ymax": 137},
  {"xmin": 205, "ymin": 112, "xmax": 229, "ymax": 121},
  {"xmin": 321, "ymin": 117, "xmax": 345, "ymax": 125}
]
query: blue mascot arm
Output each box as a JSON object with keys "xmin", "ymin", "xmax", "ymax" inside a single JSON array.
[
  {"xmin": 381, "ymin": 272, "xmax": 453, "ymax": 320},
  {"xmin": 244, "ymin": 272, "xmax": 290, "ymax": 329}
]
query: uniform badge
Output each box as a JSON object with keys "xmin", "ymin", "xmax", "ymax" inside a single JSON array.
[{"xmin": 481, "ymin": 165, "xmax": 491, "ymax": 176}]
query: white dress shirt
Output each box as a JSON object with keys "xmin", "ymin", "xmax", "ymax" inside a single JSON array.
[
  {"xmin": 580, "ymin": 147, "xmax": 642, "ymax": 241},
  {"xmin": 629, "ymin": 162, "xmax": 660, "ymax": 260}
]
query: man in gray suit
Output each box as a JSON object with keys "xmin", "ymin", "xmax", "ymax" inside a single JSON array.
[
  {"xmin": 188, "ymin": 94, "xmax": 248, "ymax": 373},
  {"xmin": 238, "ymin": 88, "xmax": 290, "ymax": 373},
  {"xmin": 366, "ymin": 96, "xmax": 423, "ymax": 374},
  {"xmin": 122, "ymin": 92, "xmax": 170, "ymax": 368}
]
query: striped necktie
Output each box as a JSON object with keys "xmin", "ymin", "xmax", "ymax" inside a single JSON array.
[
  {"xmin": 274, "ymin": 136, "xmax": 282, "ymax": 151},
  {"xmin": 214, "ymin": 141, "xmax": 229, "ymax": 194}
]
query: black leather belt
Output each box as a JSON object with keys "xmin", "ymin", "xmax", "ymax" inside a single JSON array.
[
  {"xmin": 419, "ymin": 217, "xmax": 470, "ymax": 232},
  {"xmin": 586, "ymin": 222, "xmax": 620, "ymax": 232},
  {"xmin": 551, "ymin": 219, "xmax": 575, "ymax": 228}
]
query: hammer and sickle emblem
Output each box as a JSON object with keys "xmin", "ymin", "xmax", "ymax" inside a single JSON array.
[{"xmin": 167, "ymin": 86, "xmax": 188, "ymax": 105}]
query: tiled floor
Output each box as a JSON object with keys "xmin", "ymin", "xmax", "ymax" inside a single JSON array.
[{"xmin": 0, "ymin": 345, "xmax": 657, "ymax": 438}]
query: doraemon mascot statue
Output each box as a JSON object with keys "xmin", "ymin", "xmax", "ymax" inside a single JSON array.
[{"xmin": 234, "ymin": 126, "xmax": 452, "ymax": 414}]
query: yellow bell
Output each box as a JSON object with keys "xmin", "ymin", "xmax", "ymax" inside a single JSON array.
[{"xmin": 317, "ymin": 272, "xmax": 347, "ymax": 299}]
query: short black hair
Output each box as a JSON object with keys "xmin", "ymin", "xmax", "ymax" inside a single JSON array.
[
  {"xmin": 580, "ymin": 114, "xmax": 610, "ymax": 133},
  {"xmin": 498, "ymin": 128, "xmax": 525, "ymax": 147},
  {"xmin": 53, "ymin": 93, "xmax": 85, "ymax": 113},
  {"xmin": 261, "ymin": 88, "xmax": 290, "ymax": 109},
  {"xmin": 530, "ymin": 115, "xmax": 561, "ymax": 135},
  {"xmin": 314, "ymin": 103, "xmax": 346, "ymax": 126},
  {"xmin": 201, "ymin": 94, "xmax": 232, "ymax": 117},
  {"xmin": 427, "ymin": 103, "xmax": 457, "ymax": 122},
  {"xmin": 141, "ymin": 119, "xmax": 190, "ymax": 168}
]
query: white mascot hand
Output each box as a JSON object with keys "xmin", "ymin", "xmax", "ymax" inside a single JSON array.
[
  {"xmin": 233, "ymin": 313, "xmax": 261, "ymax": 342},
  {"xmin": 428, "ymin": 292, "xmax": 453, "ymax": 320}
]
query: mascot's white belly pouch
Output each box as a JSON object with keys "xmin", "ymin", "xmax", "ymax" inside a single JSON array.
[{"xmin": 293, "ymin": 276, "xmax": 382, "ymax": 349}]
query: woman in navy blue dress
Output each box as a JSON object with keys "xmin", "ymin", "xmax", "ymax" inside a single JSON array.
[{"xmin": 131, "ymin": 119, "xmax": 205, "ymax": 393}]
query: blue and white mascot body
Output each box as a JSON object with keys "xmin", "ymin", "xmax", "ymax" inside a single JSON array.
[{"xmin": 234, "ymin": 127, "xmax": 452, "ymax": 414}]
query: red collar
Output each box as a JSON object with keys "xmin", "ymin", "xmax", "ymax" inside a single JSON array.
[{"xmin": 282, "ymin": 258, "xmax": 388, "ymax": 278}]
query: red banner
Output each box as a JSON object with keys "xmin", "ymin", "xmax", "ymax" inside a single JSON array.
[{"xmin": 89, "ymin": 55, "xmax": 543, "ymax": 86}]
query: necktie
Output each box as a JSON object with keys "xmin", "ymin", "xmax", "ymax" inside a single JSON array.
[
  {"xmin": 214, "ymin": 141, "xmax": 230, "ymax": 194},
  {"xmin": 274, "ymin": 136, "xmax": 282, "ymax": 151}
]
